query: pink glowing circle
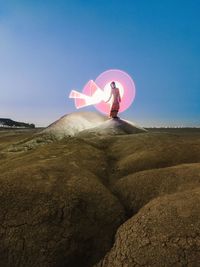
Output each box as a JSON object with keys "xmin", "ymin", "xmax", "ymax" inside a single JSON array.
[
  {"xmin": 81, "ymin": 69, "xmax": 136, "ymax": 114},
  {"xmin": 94, "ymin": 69, "xmax": 136, "ymax": 114}
]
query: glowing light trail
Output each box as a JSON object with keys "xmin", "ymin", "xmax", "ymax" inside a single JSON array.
[{"xmin": 69, "ymin": 69, "xmax": 136, "ymax": 114}]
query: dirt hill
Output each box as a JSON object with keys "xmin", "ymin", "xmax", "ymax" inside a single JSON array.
[{"xmin": 43, "ymin": 111, "xmax": 147, "ymax": 139}]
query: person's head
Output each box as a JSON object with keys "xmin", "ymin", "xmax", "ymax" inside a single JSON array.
[{"xmin": 110, "ymin": 81, "xmax": 116, "ymax": 89}]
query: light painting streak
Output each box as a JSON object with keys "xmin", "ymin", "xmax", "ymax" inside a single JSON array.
[{"xmin": 69, "ymin": 69, "xmax": 136, "ymax": 114}]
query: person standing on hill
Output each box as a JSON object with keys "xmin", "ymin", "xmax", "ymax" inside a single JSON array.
[{"xmin": 106, "ymin": 81, "xmax": 121, "ymax": 118}]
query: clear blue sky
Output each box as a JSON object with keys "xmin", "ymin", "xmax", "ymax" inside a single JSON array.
[{"xmin": 0, "ymin": 0, "xmax": 199, "ymax": 127}]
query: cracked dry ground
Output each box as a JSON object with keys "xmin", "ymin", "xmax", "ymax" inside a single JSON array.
[{"xmin": 0, "ymin": 129, "xmax": 200, "ymax": 267}]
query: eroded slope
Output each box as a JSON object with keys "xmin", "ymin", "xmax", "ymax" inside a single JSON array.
[{"xmin": 0, "ymin": 129, "xmax": 200, "ymax": 267}]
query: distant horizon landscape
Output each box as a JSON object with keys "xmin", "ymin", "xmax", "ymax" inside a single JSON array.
[{"xmin": 0, "ymin": 113, "xmax": 199, "ymax": 129}]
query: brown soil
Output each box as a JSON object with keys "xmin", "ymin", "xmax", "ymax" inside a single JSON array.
[{"xmin": 0, "ymin": 128, "xmax": 200, "ymax": 267}]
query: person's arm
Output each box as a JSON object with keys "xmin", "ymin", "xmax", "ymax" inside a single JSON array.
[{"xmin": 105, "ymin": 89, "xmax": 112, "ymax": 103}]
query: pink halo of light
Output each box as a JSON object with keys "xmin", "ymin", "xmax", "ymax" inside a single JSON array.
[
  {"xmin": 80, "ymin": 69, "xmax": 136, "ymax": 114},
  {"xmin": 95, "ymin": 69, "xmax": 136, "ymax": 114}
]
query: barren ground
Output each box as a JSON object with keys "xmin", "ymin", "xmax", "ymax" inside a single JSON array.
[{"xmin": 0, "ymin": 128, "xmax": 200, "ymax": 267}]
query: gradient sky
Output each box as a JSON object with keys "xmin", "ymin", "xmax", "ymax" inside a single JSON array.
[{"xmin": 0, "ymin": 0, "xmax": 200, "ymax": 127}]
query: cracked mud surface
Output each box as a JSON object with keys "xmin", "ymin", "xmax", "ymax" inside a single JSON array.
[{"xmin": 0, "ymin": 128, "xmax": 200, "ymax": 266}]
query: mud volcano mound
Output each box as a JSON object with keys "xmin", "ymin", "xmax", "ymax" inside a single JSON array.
[
  {"xmin": 6, "ymin": 112, "xmax": 146, "ymax": 152},
  {"xmin": 43, "ymin": 111, "xmax": 147, "ymax": 139},
  {"xmin": 43, "ymin": 111, "xmax": 107, "ymax": 139}
]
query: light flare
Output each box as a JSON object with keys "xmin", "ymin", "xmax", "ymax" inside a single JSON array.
[
  {"xmin": 69, "ymin": 69, "xmax": 136, "ymax": 114},
  {"xmin": 69, "ymin": 80, "xmax": 106, "ymax": 109}
]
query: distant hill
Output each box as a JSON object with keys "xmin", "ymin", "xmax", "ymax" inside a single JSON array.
[{"xmin": 0, "ymin": 118, "xmax": 35, "ymax": 128}]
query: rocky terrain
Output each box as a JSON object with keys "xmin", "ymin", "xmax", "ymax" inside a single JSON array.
[{"xmin": 0, "ymin": 111, "xmax": 200, "ymax": 267}]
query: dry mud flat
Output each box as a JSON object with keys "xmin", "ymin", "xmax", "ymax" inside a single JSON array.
[{"xmin": 0, "ymin": 127, "xmax": 200, "ymax": 267}]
